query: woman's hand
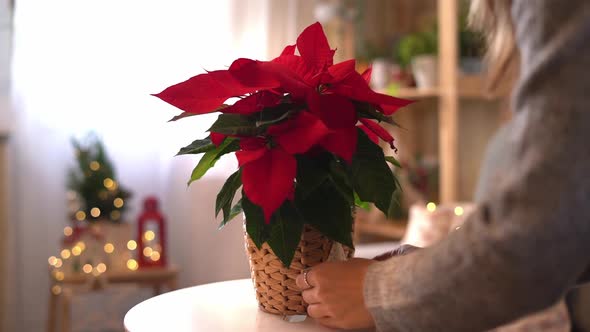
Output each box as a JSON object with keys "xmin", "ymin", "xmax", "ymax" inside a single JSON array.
[
  {"xmin": 295, "ymin": 258, "xmax": 375, "ymax": 330},
  {"xmin": 295, "ymin": 244, "xmax": 420, "ymax": 329}
]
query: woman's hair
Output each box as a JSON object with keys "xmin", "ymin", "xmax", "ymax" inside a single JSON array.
[{"xmin": 469, "ymin": 0, "xmax": 518, "ymax": 91}]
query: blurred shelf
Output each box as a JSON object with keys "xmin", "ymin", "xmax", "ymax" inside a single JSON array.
[
  {"xmin": 356, "ymin": 221, "xmax": 407, "ymax": 240},
  {"xmin": 53, "ymin": 266, "xmax": 179, "ymax": 285},
  {"xmin": 394, "ymin": 87, "xmax": 440, "ymax": 99},
  {"xmin": 456, "ymin": 74, "xmax": 508, "ymax": 100},
  {"xmin": 380, "ymin": 75, "xmax": 508, "ymax": 101}
]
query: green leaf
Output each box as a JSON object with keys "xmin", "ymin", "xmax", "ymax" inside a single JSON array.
[
  {"xmin": 387, "ymin": 188, "xmax": 404, "ymax": 218},
  {"xmin": 208, "ymin": 114, "xmax": 259, "ymax": 136},
  {"xmin": 168, "ymin": 105, "xmax": 230, "ymax": 122},
  {"xmin": 328, "ymin": 159, "xmax": 354, "ymax": 204},
  {"xmin": 243, "ymin": 195, "xmax": 271, "ymax": 249},
  {"xmin": 354, "ymin": 101, "xmax": 403, "ymax": 128},
  {"xmin": 218, "ymin": 199, "xmax": 243, "ymax": 230},
  {"xmin": 176, "ymin": 138, "xmax": 216, "ymax": 156},
  {"xmin": 229, "ymin": 200, "xmax": 243, "ymax": 219},
  {"xmin": 354, "ymin": 192, "xmax": 371, "ymax": 210},
  {"xmin": 168, "ymin": 112, "xmax": 198, "ymax": 122},
  {"xmin": 256, "ymin": 107, "xmax": 298, "ymax": 128},
  {"xmin": 296, "ymin": 181, "xmax": 354, "ymax": 248},
  {"xmin": 351, "ymin": 129, "xmax": 398, "ymax": 218},
  {"xmin": 188, "ymin": 138, "xmax": 240, "ymax": 185},
  {"xmin": 385, "ymin": 156, "xmax": 402, "ymax": 168},
  {"xmin": 295, "ymin": 154, "xmax": 331, "ymax": 199},
  {"xmin": 267, "ymin": 202, "xmax": 305, "ymax": 267},
  {"xmin": 215, "ymin": 169, "xmax": 242, "ymax": 219}
]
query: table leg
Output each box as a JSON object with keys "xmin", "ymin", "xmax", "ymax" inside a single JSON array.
[
  {"xmin": 60, "ymin": 288, "xmax": 71, "ymax": 332},
  {"xmin": 153, "ymin": 284, "xmax": 162, "ymax": 296},
  {"xmin": 47, "ymin": 287, "xmax": 58, "ymax": 332},
  {"xmin": 167, "ymin": 276, "xmax": 178, "ymax": 291}
]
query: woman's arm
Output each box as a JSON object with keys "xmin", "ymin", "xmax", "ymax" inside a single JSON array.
[
  {"xmin": 578, "ymin": 266, "xmax": 590, "ymax": 285},
  {"xmin": 364, "ymin": 1, "xmax": 590, "ymax": 331}
]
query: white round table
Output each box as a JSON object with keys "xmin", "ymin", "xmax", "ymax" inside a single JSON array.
[{"xmin": 124, "ymin": 278, "xmax": 373, "ymax": 332}]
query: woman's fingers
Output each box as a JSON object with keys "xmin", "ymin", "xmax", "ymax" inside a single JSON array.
[
  {"xmin": 307, "ymin": 304, "xmax": 332, "ymax": 319},
  {"xmin": 295, "ymin": 269, "xmax": 315, "ymax": 290},
  {"xmin": 302, "ymin": 287, "xmax": 320, "ymax": 304}
]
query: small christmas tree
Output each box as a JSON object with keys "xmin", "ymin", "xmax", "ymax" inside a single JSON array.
[{"xmin": 68, "ymin": 135, "xmax": 131, "ymax": 222}]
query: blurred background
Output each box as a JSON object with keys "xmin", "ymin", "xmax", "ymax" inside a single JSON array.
[{"xmin": 0, "ymin": 0, "xmax": 588, "ymax": 331}]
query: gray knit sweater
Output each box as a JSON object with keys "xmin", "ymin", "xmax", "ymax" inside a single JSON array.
[{"xmin": 364, "ymin": 1, "xmax": 590, "ymax": 331}]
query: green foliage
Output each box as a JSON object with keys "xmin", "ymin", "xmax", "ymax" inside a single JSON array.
[
  {"xmin": 185, "ymin": 104, "xmax": 402, "ymax": 268},
  {"xmin": 458, "ymin": 11, "xmax": 485, "ymax": 58},
  {"xmin": 256, "ymin": 104, "xmax": 301, "ymax": 128},
  {"xmin": 295, "ymin": 180, "xmax": 354, "ymax": 248},
  {"xmin": 218, "ymin": 199, "xmax": 243, "ymax": 230},
  {"xmin": 395, "ymin": 29, "xmax": 438, "ymax": 68},
  {"xmin": 385, "ymin": 156, "xmax": 402, "ymax": 168},
  {"xmin": 208, "ymin": 104, "xmax": 305, "ymax": 136},
  {"xmin": 208, "ymin": 114, "xmax": 260, "ymax": 136},
  {"xmin": 168, "ymin": 105, "xmax": 230, "ymax": 122},
  {"xmin": 328, "ymin": 159, "xmax": 354, "ymax": 205},
  {"xmin": 238, "ymin": 129, "xmax": 401, "ymax": 267},
  {"xmin": 67, "ymin": 134, "xmax": 131, "ymax": 222},
  {"xmin": 350, "ymin": 129, "xmax": 398, "ymax": 218},
  {"xmin": 215, "ymin": 169, "xmax": 242, "ymax": 221},
  {"xmin": 243, "ymin": 194, "xmax": 272, "ymax": 249},
  {"xmin": 188, "ymin": 138, "xmax": 240, "ymax": 185},
  {"xmin": 176, "ymin": 137, "xmax": 215, "ymax": 156},
  {"xmin": 242, "ymin": 151, "xmax": 365, "ymax": 267},
  {"xmin": 243, "ymin": 195, "xmax": 307, "ymax": 267},
  {"xmin": 354, "ymin": 101, "xmax": 402, "ymax": 127},
  {"xmin": 265, "ymin": 202, "xmax": 305, "ymax": 267},
  {"xmin": 295, "ymin": 154, "xmax": 331, "ymax": 199},
  {"xmin": 354, "ymin": 192, "xmax": 371, "ymax": 211},
  {"xmin": 395, "ymin": 8, "xmax": 484, "ymax": 69}
]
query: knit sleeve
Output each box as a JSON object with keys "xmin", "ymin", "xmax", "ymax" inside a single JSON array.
[{"xmin": 364, "ymin": 1, "xmax": 590, "ymax": 330}]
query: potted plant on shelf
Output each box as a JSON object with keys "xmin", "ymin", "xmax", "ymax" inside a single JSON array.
[
  {"xmin": 459, "ymin": 12, "xmax": 485, "ymax": 74},
  {"xmin": 395, "ymin": 27, "xmax": 438, "ymax": 89},
  {"xmin": 153, "ymin": 22, "xmax": 413, "ymax": 316}
]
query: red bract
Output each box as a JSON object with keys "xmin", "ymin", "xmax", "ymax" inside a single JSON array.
[
  {"xmin": 268, "ymin": 111, "xmax": 330, "ymax": 155},
  {"xmin": 359, "ymin": 124, "xmax": 379, "ymax": 145},
  {"xmin": 155, "ymin": 22, "xmax": 412, "ymax": 223},
  {"xmin": 224, "ymin": 91, "xmax": 282, "ymax": 115},
  {"xmin": 358, "ymin": 118, "xmax": 396, "ymax": 150},
  {"xmin": 236, "ymin": 112, "xmax": 329, "ymax": 222},
  {"xmin": 210, "ymin": 132, "xmax": 226, "ymax": 147},
  {"xmin": 237, "ymin": 141, "xmax": 296, "ymax": 223},
  {"xmin": 153, "ymin": 69, "xmax": 278, "ymax": 115}
]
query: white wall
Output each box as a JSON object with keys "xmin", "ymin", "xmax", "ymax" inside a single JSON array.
[
  {"xmin": 0, "ymin": 0, "xmax": 11, "ymax": 331},
  {"xmin": 6, "ymin": 1, "xmax": 266, "ymax": 330},
  {"xmin": 0, "ymin": 0, "xmax": 11, "ymax": 133}
]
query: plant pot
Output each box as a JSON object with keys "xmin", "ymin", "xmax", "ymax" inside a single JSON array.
[
  {"xmin": 370, "ymin": 58, "xmax": 393, "ymax": 90},
  {"xmin": 460, "ymin": 57, "xmax": 484, "ymax": 74},
  {"xmin": 244, "ymin": 224, "xmax": 354, "ymax": 316},
  {"xmin": 411, "ymin": 55, "xmax": 438, "ymax": 89}
]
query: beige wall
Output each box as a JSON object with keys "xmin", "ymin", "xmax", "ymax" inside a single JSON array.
[
  {"xmin": 0, "ymin": 0, "xmax": 11, "ymax": 330},
  {"xmin": 0, "ymin": 0, "xmax": 11, "ymax": 133},
  {"xmin": 0, "ymin": 137, "xmax": 7, "ymax": 332},
  {"xmin": 267, "ymin": 0, "xmax": 316, "ymax": 59}
]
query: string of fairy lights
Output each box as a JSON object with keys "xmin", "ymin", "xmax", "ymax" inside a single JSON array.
[
  {"xmin": 70, "ymin": 160, "xmax": 125, "ymax": 222},
  {"xmin": 68, "ymin": 135, "xmax": 131, "ymax": 223},
  {"xmin": 48, "ymin": 138, "xmax": 162, "ymax": 295},
  {"xmin": 47, "ymin": 227, "xmax": 163, "ymax": 295},
  {"xmin": 425, "ymin": 201, "xmax": 465, "ymax": 216}
]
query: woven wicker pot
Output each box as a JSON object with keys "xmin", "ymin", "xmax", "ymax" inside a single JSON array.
[{"xmin": 245, "ymin": 224, "xmax": 354, "ymax": 315}]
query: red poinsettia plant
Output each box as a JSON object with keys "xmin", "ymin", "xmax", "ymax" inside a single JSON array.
[{"xmin": 154, "ymin": 22, "xmax": 412, "ymax": 266}]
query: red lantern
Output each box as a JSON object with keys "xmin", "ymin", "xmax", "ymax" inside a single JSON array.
[{"xmin": 137, "ymin": 196, "xmax": 167, "ymax": 268}]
